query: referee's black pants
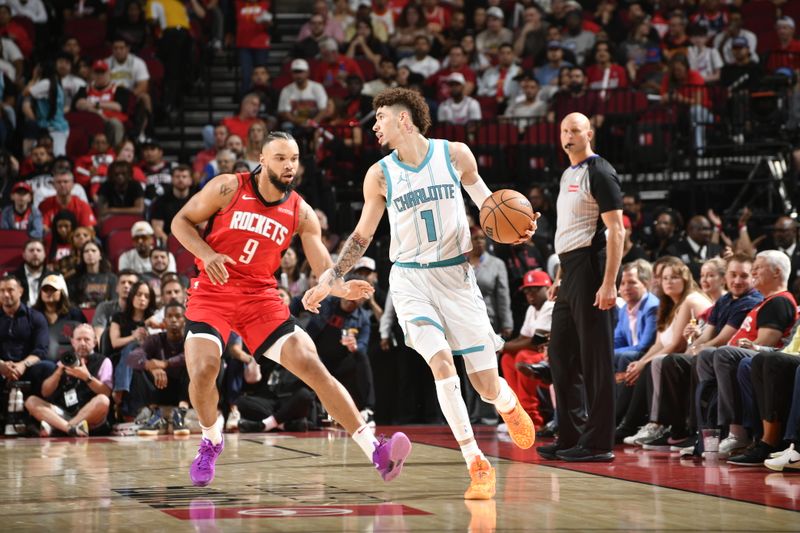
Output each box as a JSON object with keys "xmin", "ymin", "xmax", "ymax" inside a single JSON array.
[{"xmin": 549, "ymin": 247, "xmax": 615, "ymax": 451}]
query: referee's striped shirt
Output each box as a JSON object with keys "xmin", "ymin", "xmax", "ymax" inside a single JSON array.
[{"xmin": 554, "ymin": 154, "xmax": 623, "ymax": 255}]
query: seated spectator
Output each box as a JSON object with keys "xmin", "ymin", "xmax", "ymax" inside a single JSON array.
[
  {"xmin": 55, "ymin": 225, "xmax": 95, "ymax": 279},
  {"xmin": 765, "ymin": 16, "xmax": 800, "ymax": 72},
  {"xmin": 236, "ymin": 355, "xmax": 316, "ymax": 433},
  {"xmin": 69, "ymin": 242, "xmax": 117, "ymax": 309},
  {"xmin": 429, "ymin": 45, "xmax": 477, "ymax": 101},
  {"xmin": 21, "ymin": 65, "xmax": 70, "ymax": 157},
  {"xmin": 397, "ymin": 36, "xmax": 441, "ymax": 78},
  {"xmin": 108, "ymin": 0, "xmax": 151, "ymax": 52},
  {"xmin": 243, "ymin": 121, "xmax": 267, "ymax": 169},
  {"xmin": 92, "ymin": 269, "xmax": 139, "ymax": 340},
  {"xmin": 305, "ymin": 290, "xmax": 375, "ymax": 424},
  {"xmin": 33, "ymin": 273, "xmax": 86, "ymax": 328},
  {"xmin": 215, "ymin": 93, "xmax": 261, "ymax": 144},
  {"xmin": 39, "ymin": 169, "xmax": 97, "ymax": 230},
  {"xmin": 250, "ymin": 66, "xmax": 279, "ymax": 126},
  {"xmin": 437, "ymin": 73, "xmax": 481, "ymax": 125},
  {"xmin": 193, "ymin": 123, "xmax": 228, "ymax": 181},
  {"xmin": 277, "ymin": 246, "xmax": 308, "ymax": 298},
  {"xmin": 142, "ymin": 247, "xmax": 178, "ymax": 297},
  {"xmin": 345, "ymin": 19, "xmax": 389, "ymax": 69},
  {"xmin": 614, "ymin": 260, "xmax": 659, "ymax": 374},
  {"xmin": 618, "ymin": 17, "xmax": 662, "ymax": 86},
  {"xmin": 222, "ymin": 331, "xmax": 256, "ymax": 431},
  {"xmin": 477, "ymin": 44, "xmax": 522, "ymax": 105},
  {"xmin": 12, "ymin": 238, "xmax": 51, "ymax": 307},
  {"xmin": 0, "ymin": 274, "xmax": 53, "ymax": 396},
  {"xmin": 687, "ymin": 24, "xmax": 722, "ymax": 83},
  {"xmin": 458, "ymin": 31, "xmax": 492, "ymax": 77},
  {"xmin": 20, "ymin": 144, "xmax": 53, "ymax": 197},
  {"xmin": 146, "ymin": 276, "xmax": 186, "ymax": 331},
  {"xmin": 48, "ymin": 210, "xmax": 78, "ymax": 264},
  {"xmin": 74, "ymin": 133, "xmax": 116, "ymax": 200},
  {"xmin": 73, "ymin": 60, "xmax": 131, "ymax": 147},
  {"xmin": 586, "ymin": 41, "xmax": 629, "ymax": 90},
  {"xmin": 114, "ymin": 138, "xmax": 148, "ymax": 185},
  {"xmin": 0, "ymin": 182, "xmax": 43, "ymax": 238},
  {"xmin": 534, "ymin": 41, "xmax": 573, "ymax": 88},
  {"xmin": 96, "ymin": 160, "xmax": 145, "ymax": 218},
  {"xmin": 125, "ymin": 301, "xmax": 190, "ymax": 435},
  {"xmin": 313, "ymin": 37, "xmax": 364, "ymax": 97},
  {"xmin": 549, "ymin": 67, "xmax": 602, "ymax": 125},
  {"xmin": 513, "ymin": 4, "xmax": 547, "ymax": 60},
  {"xmin": 292, "ymin": 12, "xmax": 328, "ymax": 59},
  {"xmin": 713, "ymin": 9, "xmax": 757, "ymax": 65},
  {"xmin": 362, "ymin": 57, "xmax": 397, "ymax": 98},
  {"xmin": 200, "ymin": 148, "xmax": 236, "ymax": 187},
  {"xmin": 660, "ymin": 53, "xmax": 712, "ymax": 154},
  {"xmin": 621, "ymin": 215, "xmax": 648, "ymax": 264},
  {"xmin": 476, "ymin": 6, "xmax": 513, "ymax": 59},
  {"xmin": 106, "ymin": 38, "xmax": 151, "ymax": 137},
  {"xmin": 666, "ymin": 215, "xmax": 723, "ymax": 281},
  {"xmin": 390, "ymin": 4, "xmax": 428, "ymax": 58},
  {"xmin": 277, "ymin": 59, "xmax": 328, "ymax": 132},
  {"xmin": 690, "ymin": 0, "xmax": 728, "ymax": 38},
  {"xmin": 139, "ymin": 139, "xmax": 174, "ymax": 204},
  {"xmin": 700, "ymin": 257, "xmax": 727, "ymax": 304},
  {"xmin": 696, "ymin": 251, "xmax": 797, "ymax": 457},
  {"xmin": 644, "ymin": 208, "xmax": 681, "ymax": 260},
  {"xmin": 662, "ymin": 11, "xmax": 690, "ymax": 60},
  {"xmin": 503, "ymin": 74, "xmax": 547, "ymax": 126},
  {"xmin": 499, "ymin": 270, "xmax": 554, "ymax": 427},
  {"xmin": 620, "ymin": 258, "xmax": 712, "ymax": 444},
  {"xmin": 54, "ymin": 52, "xmax": 86, "ymax": 111},
  {"xmin": 108, "ymin": 280, "xmax": 155, "ymax": 412},
  {"xmin": 118, "ymin": 221, "xmax": 177, "ymax": 273},
  {"xmin": 24, "ymin": 324, "xmax": 111, "ymax": 437},
  {"xmin": 561, "ymin": 8, "xmax": 596, "ymax": 66},
  {"xmin": 654, "ymin": 254, "xmax": 762, "ymax": 448},
  {"xmin": 297, "ymin": 0, "xmax": 344, "ymax": 44},
  {"xmin": 150, "ymin": 164, "xmax": 195, "ymax": 243},
  {"xmin": 225, "ymin": 134, "xmax": 245, "ymax": 161},
  {"xmin": 468, "ymin": 229, "xmax": 513, "ymax": 338}
]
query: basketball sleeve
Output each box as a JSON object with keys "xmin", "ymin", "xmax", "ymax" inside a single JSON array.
[{"xmin": 588, "ymin": 159, "xmax": 623, "ymax": 213}]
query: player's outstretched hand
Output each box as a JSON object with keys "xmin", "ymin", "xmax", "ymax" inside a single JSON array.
[
  {"xmin": 334, "ymin": 279, "xmax": 375, "ymax": 301},
  {"xmin": 511, "ymin": 212, "xmax": 540, "ymax": 246},
  {"xmin": 302, "ymin": 268, "xmax": 336, "ymax": 313},
  {"xmin": 202, "ymin": 252, "xmax": 237, "ymax": 285}
]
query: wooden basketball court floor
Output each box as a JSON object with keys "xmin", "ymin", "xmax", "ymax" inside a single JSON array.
[{"xmin": 1, "ymin": 425, "xmax": 799, "ymax": 532}]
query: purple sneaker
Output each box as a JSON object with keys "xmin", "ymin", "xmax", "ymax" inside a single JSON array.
[
  {"xmin": 373, "ymin": 432, "xmax": 412, "ymax": 481},
  {"xmin": 190, "ymin": 437, "xmax": 224, "ymax": 487}
]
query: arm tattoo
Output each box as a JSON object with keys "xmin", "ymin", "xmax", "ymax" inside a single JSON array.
[
  {"xmin": 331, "ymin": 232, "xmax": 371, "ymax": 281},
  {"xmin": 219, "ymin": 182, "xmax": 233, "ymax": 196}
]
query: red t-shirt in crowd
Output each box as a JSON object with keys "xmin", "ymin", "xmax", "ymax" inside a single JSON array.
[
  {"xmin": 422, "ymin": 5, "xmax": 450, "ymax": 30},
  {"xmin": 222, "ymin": 115, "xmax": 260, "ymax": 140},
  {"xmin": 660, "ymin": 69, "xmax": 710, "ymax": 108},
  {"xmin": 75, "ymin": 150, "xmax": 116, "ymax": 199},
  {"xmin": 766, "ymin": 40, "xmax": 800, "ymax": 72},
  {"xmin": 312, "ymin": 56, "xmax": 364, "ymax": 88},
  {"xmin": 39, "ymin": 195, "xmax": 97, "ymax": 229},
  {"xmin": 586, "ymin": 64, "xmax": 629, "ymax": 90},
  {"xmin": 235, "ymin": 0, "xmax": 271, "ymax": 49},
  {"xmin": 728, "ymin": 291, "xmax": 798, "ymax": 347}
]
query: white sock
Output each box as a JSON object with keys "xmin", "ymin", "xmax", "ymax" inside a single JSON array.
[
  {"xmin": 435, "ymin": 376, "xmax": 481, "ymax": 465},
  {"xmin": 481, "ymin": 377, "xmax": 516, "ymax": 414},
  {"xmin": 201, "ymin": 416, "xmax": 223, "ymax": 445},
  {"xmin": 352, "ymin": 423, "xmax": 380, "ymax": 461},
  {"xmin": 262, "ymin": 415, "xmax": 278, "ymax": 431},
  {"xmin": 460, "ymin": 440, "xmax": 485, "ymax": 467},
  {"xmin": 728, "ymin": 424, "xmax": 747, "ymax": 441}
]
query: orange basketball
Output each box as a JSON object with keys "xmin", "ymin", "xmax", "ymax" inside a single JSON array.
[{"xmin": 479, "ymin": 189, "xmax": 535, "ymax": 244}]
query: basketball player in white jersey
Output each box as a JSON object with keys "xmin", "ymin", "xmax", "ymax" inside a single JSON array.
[{"xmin": 302, "ymin": 88, "xmax": 537, "ymax": 500}]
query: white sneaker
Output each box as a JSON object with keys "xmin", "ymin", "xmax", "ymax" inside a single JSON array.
[
  {"xmin": 623, "ymin": 423, "xmax": 663, "ymax": 446},
  {"xmin": 360, "ymin": 408, "xmax": 376, "ymax": 429},
  {"xmin": 496, "ymin": 423, "xmax": 509, "ymax": 433},
  {"xmin": 764, "ymin": 444, "xmax": 800, "ymax": 472},
  {"xmin": 678, "ymin": 445, "xmax": 696, "ymax": 458},
  {"xmin": 225, "ymin": 409, "xmax": 241, "ymax": 432},
  {"xmin": 718, "ymin": 435, "xmax": 750, "ymax": 458}
]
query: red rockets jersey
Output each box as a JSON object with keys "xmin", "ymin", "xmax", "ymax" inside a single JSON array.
[{"xmin": 197, "ymin": 172, "xmax": 301, "ymax": 290}]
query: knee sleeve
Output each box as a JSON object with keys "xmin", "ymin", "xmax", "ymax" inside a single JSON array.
[{"xmin": 435, "ymin": 375, "xmax": 474, "ymax": 442}]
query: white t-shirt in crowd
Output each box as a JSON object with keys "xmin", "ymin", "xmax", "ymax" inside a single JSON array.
[
  {"xmin": 520, "ymin": 300, "xmax": 555, "ymax": 338},
  {"xmin": 397, "ymin": 55, "xmax": 441, "ymax": 78},
  {"xmin": 437, "ymin": 97, "xmax": 481, "ymax": 125},
  {"xmin": 278, "ymin": 81, "xmax": 328, "ymax": 117},
  {"xmin": 688, "ymin": 46, "xmax": 723, "ymax": 81},
  {"xmin": 106, "ymin": 54, "xmax": 151, "ymax": 90}
]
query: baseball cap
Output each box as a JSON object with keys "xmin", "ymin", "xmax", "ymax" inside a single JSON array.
[
  {"xmin": 354, "ymin": 257, "xmax": 376, "ymax": 272},
  {"xmin": 731, "ymin": 36, "xmax": 748, "ymax": 48},
  {"xmin": 520, "ymin": 270, "xmax": 552, "ymax": 289},
  {"xmin": 131, "ymin": 221, "xmax": 155, "ymax": 238},
  {"xmin": 12, "ymin": 182, "xmax": 32, "ymax": 194},
  {"xmin": 445, "ymin": 72, "xmax": 466, "ymax": 85},
  {"xmin": 776, "ymin": 16, "xmax": 795, "ymax": 29},
  {"xmin": 486, "ymin": 6, "xmax": 504, "ymax": 20},
  {"xmin": 139, "ymin": 137, "xmax": 161, "ymax": 150},
  {"xmin": 41, "ymin": 274, "xmax": 69, "ymax": 296},
  {"xmin": 92, "ymin": 60, "xmax": 109, "ymax": 72},
  {"xmin": 547, "ymin": 40, "xmax": 563, "ymax": 50},
  {"xmin": 291, "ymin": 58, "xmax": 309, "ymax": 72}
]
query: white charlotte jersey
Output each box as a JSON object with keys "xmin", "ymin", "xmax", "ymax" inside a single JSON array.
[{"xmin": 380, "ymin": 138, "xmax": 472, "ymax": 266}]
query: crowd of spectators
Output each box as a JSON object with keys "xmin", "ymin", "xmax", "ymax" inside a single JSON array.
[{"xmin": 0, "ymin": 0, "xmax": 799, "ymax": 470}]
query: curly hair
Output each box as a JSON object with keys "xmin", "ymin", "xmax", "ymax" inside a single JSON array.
[{"xmin": 373, "ymin": 88, "xmax": 432, "ymax": 135}]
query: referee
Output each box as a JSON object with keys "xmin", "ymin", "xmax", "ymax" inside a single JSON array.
[{"xmin": 536, "ymin": 112, "xmax": 624, "ymax": 462}]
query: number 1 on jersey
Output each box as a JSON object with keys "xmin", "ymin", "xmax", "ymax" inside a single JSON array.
[
  {"xmin": 239, "ymin": 238, "xmax": 259, "ymax": 264},
  {"xmin": 420, "ymin": 209, "xmax": 437, "ymax": 242}
]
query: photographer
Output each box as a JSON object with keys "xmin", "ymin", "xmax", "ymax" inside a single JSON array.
[{"xmin": 24, "ymin": 324, "xmax": 112, "ymax": 437}]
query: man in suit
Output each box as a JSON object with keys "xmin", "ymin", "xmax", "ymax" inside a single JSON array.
[
  {"xmin": 614, "ymin": 260, "xmax": 659, "ymax": 424},
  {"xmin": 666, "ymin": 215, "xmax": 723, "ymax": 280},
  {"xmin": 11, "ymin": 238, "xmax": 54, "ymax": 307},
  {"xmin": 759, "ymin": 216, "xmax": 800, "ymax": 289}
]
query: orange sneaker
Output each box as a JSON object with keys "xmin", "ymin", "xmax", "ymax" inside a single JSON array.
[
  {"xmin": 499, "ymin": 397, "xmax": 536, "ymax": 449},
  {"xmin": 464, "ymin": 457, "xmax": 496, "ymax": 500}
]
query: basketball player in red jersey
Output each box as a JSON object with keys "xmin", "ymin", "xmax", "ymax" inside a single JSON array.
[{"xmin": 171, "ymin": 131, "xmax": 412, "ymax": 487}]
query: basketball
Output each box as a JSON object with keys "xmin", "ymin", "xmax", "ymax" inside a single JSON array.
[{"xmin": 479, "ymin": 189, "xmax": 535, "ymax": 244}]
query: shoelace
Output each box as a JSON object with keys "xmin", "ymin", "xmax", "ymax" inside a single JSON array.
[{"xmin": 196, "ymin": 441, "xmax": 217, "ymax": 470}]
